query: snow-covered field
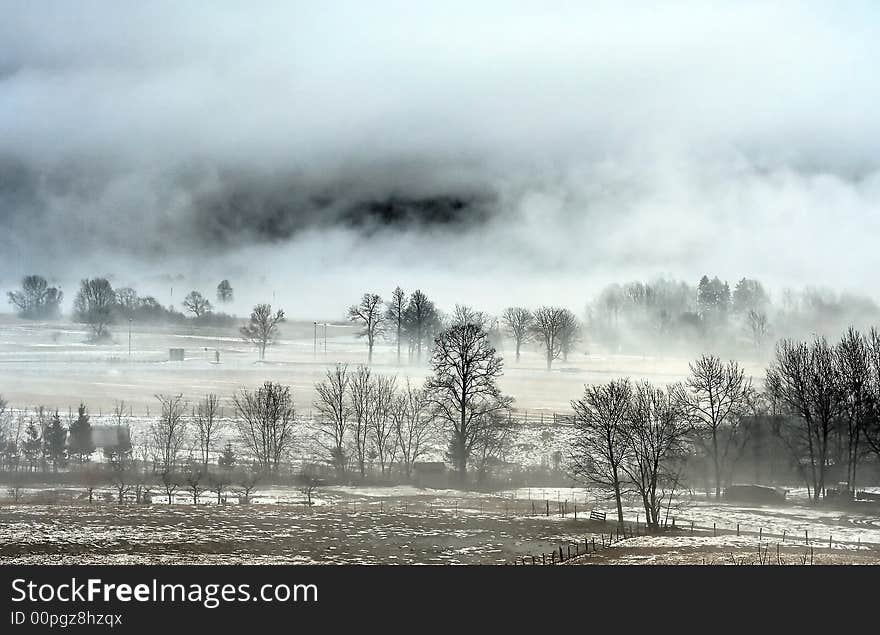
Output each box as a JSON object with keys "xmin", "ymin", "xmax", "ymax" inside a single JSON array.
[
  {"xmin": 0, "ymin": 315, "xmax": 759, "ymax": 414},
  {"xmin": 0, "ymin": 487, "xmax": 612, "ymax": 565},
  {"xmin": 2, "ymin": 484, "xmax": 879, "ymax": 564},
  {"xmin": 2, "ymin": 316, "xmax": 878, "ymax": 565}
]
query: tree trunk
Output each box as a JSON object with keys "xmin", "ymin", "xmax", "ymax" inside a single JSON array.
[
  {"xmin": 613, "ymin": 475, "xmax": 624, "ymax": 525},
  {"xmin": 712, "ymin": 429, "xmax": 721, "ymax": 499}
]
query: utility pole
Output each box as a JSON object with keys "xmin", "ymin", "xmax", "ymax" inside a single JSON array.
[
  {"xmin": 323, "ymin": 323, "xmax": 327, "ymax": 354},
  {"xmin": 128, "ymin": 318, "xmax": 132, "ymax": 359},
  {"xmin": 313, "ymin": 321, "xmax": 317, "ymax": 359}
]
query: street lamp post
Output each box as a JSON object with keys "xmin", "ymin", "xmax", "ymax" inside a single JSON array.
[
  {"xmin": 323, "ymin": 322, "xmax": 327, "ymax": 354},
  {"xmin": 313, "ymin": 321, "xmax": 317, "ymax": 359}
]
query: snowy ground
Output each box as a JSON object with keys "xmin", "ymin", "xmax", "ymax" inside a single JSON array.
[
  {"xmin": 567, "ymin": 534, "xmax": 880, "ymax": 565},
  {"xmin": 0, "ymin": 315, "xmax": 765, "ymax": 413},
  {"xmin": 2, "ymin": 484, "xmax": 879, "ymax": 564},
  {"xmin": 0, "ymin": 487, "xmax": 611, "ymax": 565}
]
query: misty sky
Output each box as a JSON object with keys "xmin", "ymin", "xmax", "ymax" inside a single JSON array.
[{"xmin": 2, "ymin": 1, "xmax": 879, "ymax": 318}]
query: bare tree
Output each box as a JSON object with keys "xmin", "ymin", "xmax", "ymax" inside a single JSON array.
[
  {"xmin": 450, "ymin": 304, "xmax": 491, "ymax": 328},
  {"xmin": 74, "ymin": 278, "xmax": 116, "ymax": 340},
  {"xmin": 182, "ymin": 291, "xmax": 212, "ymax": 317},
  {"xmin": 105, "ymin": 401, "xmax": 133, "ymax": 503},
  {"xmin": 501, "ymin": 307, "xmax": 533, "ymax": 363},
  {"xmin": 746, "ymin": 309, "xmax": 769, "ymax": 350},
  {"xmin": 152, "ymin": 393, "xmax": 188, "ymax": 503},
  {"xmin": 531, "ymin": 306, "xmax": 566, "ymax": 370},
  {"xmin": 426, "ymin": 322, "xmax": 511, "ymax": 482},
  {"xmin": 115, "ymin": 287, "xmax": 139, "ymax": 318},
  {"xmin": 348, "ymin": 293, "xmax": 386, "ymax": 364},
  {"xmin": 558, "ymin": 308, "xmax": 580, "ymax": 362},
  {"xmin": 7, "ymin": 274, "xmax": 63, "ymax": 320},
  {"xmin": 233, "ymin": 465, "xmax": 261, "ymax": 504},
  {"xmin": 835, "ymin": 327, "xmax": 870, "ymax": 496},
  {"xmin": 79, "ymin": 463, "xmax": 105, "ymax": 503},
  {"xmin": 216, "ymin": 279, "xmax": 234, "ymax": 304},
  {"xmin": 677, "ymin": 355, "xmax": 753, "ymax": 499},
  {"xmin": 386, "ymin": 286, "xmax": 407, "ymax": 365},
  {"xmin": 470, "ymin": 410, "xmax": 519, "ymax": 485},
  {"xmin": 620, "ymin": 381, "xmax": 689, "ymax": 529},
  {"xmin": 207, "ymin": 468, "xmax": 232, "ymax": 504},
  {"xmin": 393, "ymin": 380, "xmax": 436, "ymax": 480},
  {"xmin": 403, "ymin": 289, "xmax": 439, "ymax": 363},
  {"xmin": 183, "ymin": 461, "xmax": 205, "ymax": 504},
  {"xmin": 299, "ymin": 467, "xmax": 320, "ymax": 506},
  {"xmin": 369, "ymin": 374, "xmax": 398, "ymax": 475},
  {"xmin": 193, "ymin": 394, "xmax": 224, "ymax": 468},
  {"xmin": 232, "ymin": 381, "xmax": 296, "ymax": 472},
  {"xmin": 240, "ymin": 303, "xmax": 285, "ymax": 360},
  {"xmin": 349, "ymin": 365, "xmax": 373, "ymax": 478},
  {"xmin": 130, "ymin": 429, "xmax": 155, "ymax": 503},
  {"xmin": 858, "ymin": 327, "xmax": 880, "ymax": 480},
  {"xmin": 314, "ymin": 363, "xmax": 350, "ymax": 478},
  {"xmin": 570, "ymin": 378, "xmax": 632, "ymax": 525},
  {"xmin": 767, "ymin": 338, "xmax": 844, "ymax": 502}
]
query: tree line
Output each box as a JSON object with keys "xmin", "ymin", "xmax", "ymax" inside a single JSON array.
[
  {"xmin": 6, "ymin": 275, "xmax": 238, "ymax": 340},
  {"xmin": 569, "ymin": 327, "xmax": 880, "ymax": 528},
  {"xmin": 589, "ymin": 275, "xmax": 878, "ymax": 356},
  {"xmin": 0, "ymin": 319, "xmax": 519, "ymax": 496}
]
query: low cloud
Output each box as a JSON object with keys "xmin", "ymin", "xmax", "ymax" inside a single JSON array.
[{"xmin": 2, "ymin": 2, "xmax": 879, "ymax": 316}]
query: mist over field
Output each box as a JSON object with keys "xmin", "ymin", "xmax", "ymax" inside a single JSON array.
[{"xmin": 2, "ymin": 1, "xmax": 880, "ymax": 317}]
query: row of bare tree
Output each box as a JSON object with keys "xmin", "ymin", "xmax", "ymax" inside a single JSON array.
[
  {"xmin": 570, "ymin": 327, "xmax": 880, "ymax": 523},
  {"xmin": 314, "ymin": 365, "xmax": 438, "ymax": 480},
  {"xmin": 767, "ymin": 327, "xmax": 880, "ymax": 501},
  {"xmin": 568, "ymin": 358, "xmax": 753, "ymax": 530}
]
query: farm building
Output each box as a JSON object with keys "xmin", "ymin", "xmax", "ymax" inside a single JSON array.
[{"xmin": 723, "ymin": 484, "xmax": 787, "ymax": 504}]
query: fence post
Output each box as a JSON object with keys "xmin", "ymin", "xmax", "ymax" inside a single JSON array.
[
  {"xmin": 713, "ymin": 522, "xmax": 716, "ymax": 536},
  {"xmin": 542, "ymin": 553, "xmax": 546, "ymax": 565},
  {"xmin": 546, "ymin": 500, "xmax": 549, "ymax": 516},
  {"xmin": 737, "ymin": 523, "xmax": 740, "ymax": 536},
  {"xmin": 574, "ymin": 504, "xmax": 577, "ymax": 520}
]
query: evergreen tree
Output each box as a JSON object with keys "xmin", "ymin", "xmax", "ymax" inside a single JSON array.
[
  {"xmin": 22, "ymin": 420, "xmax": 42, "ymax": 471},
  {"xmin": 68, "ymin": 403, "xmax": 96, "ymax": 463},
  {"xmin": 43, "ymin": 411, "xmax": 68, "ymax": 471},
  {"xmin": 732, "ymin": 277, "xmax": 769, "ymax": 314},
  {"xmin": 697, "ymin": 275, "xmax": 731, "ymax": 329},
  {"xmin": 218, "ymin": 442, "xmax": 236, "ymax": 470}
]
